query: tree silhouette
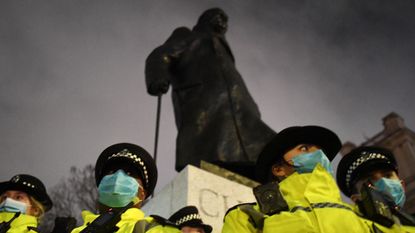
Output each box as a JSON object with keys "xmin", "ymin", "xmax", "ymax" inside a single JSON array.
[{"xmin": 39, "ymin": 164, "xmax": 98, "ymax": 232}]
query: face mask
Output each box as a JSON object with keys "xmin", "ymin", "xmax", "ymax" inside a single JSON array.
[
  {"xmin": 291, "ymin": 149, "xmax": 334, "ymax": 176},
  {"xmin": 98, "ymin": 169, "xmax": 139, "ymax": 208},
  {"xmin": 0, "ymin": 198, "xmax": 28, "ymax": 214},
  {"xmin": 373, "ymin": 178, "xmax": 406, "ymax": 208}
]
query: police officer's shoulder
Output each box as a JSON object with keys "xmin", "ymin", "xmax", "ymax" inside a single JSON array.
[
  {"xmin": 224, "ymin": 202, "xmax": 257, "ymax": 217},
  {"xmin": 133, "ymin": 215, "xmax": 178, "ymax": 233},
  {"xmin": 149, "ymin": 215, "xmax": 178, "ymax": 227},
  {"xmin": 224, "ymin": 202, "xmax": 266, "ymax": 229}
]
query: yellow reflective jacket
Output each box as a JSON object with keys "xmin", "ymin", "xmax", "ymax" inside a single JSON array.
[
  {"xmin": 71, "ymin": 208, "xmax": 180, "ymax": 233},
  {"xmin": 0, "ymin": 212, "xmax": 38, "ymax": 233},
  {"xmin": 402, "ymin": 226, "xmax": 415, "ymax": 233},
  {"xmin": 223, "ymin": 165, "xmax": 403, "ymax": 233}
]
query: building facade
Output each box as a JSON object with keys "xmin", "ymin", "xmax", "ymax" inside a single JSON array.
[{"xmin": 341, "ymin": 112, "xmax": 415, "ymax": 214}]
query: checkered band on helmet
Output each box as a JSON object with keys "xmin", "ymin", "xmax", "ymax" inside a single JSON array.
[
  {"xmin": 107, "ymin": 149, "xmax": 149, "ymax": 187},
  {"xmin": 345, "ymin": 152, "xmax": 389, "ymax": 189},
  {"xmin": 176, "ymin": 213, "xmax": 202, "ymax": 226}
]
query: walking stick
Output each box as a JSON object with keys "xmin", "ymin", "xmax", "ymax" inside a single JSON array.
[
  {"xmin": 150, "ymin": 94, "xmax": 162, "ymax": 199},
  {"xmin": 153, "ymin": 94, "xmax": 162, "ymax": 169}
]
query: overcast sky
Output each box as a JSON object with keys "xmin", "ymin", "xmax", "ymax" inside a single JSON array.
[{"xmin": 1, "ymin": 0, "xmax": 414, "ymax": 193}]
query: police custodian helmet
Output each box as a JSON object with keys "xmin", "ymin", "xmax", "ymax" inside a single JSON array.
[
  {"xmin": 95, "ymin": 143, "xmax": 158, "ymax": 198},
  {"xmin": 336, "ymin": 146, "xmax": 398, "ymax": 197},
  {"xmin": 169, "ymin": 206, "xmax": 212, "ymax": 233},
  {"xmin": 0, "ymin": 174, "xmax": 53, "ymax": 211},
  {"xmin": 255, "ymin": 125, "xmax": 341, "ymax": 184}
]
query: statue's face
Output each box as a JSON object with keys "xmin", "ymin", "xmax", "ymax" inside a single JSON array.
[
  {"xmin": 209, "ymin": 10, "xmax": 228, "ymax": 35},
  {"xmin": 195, "ymin": 8, "xmax": 228, "ymax": 35}
]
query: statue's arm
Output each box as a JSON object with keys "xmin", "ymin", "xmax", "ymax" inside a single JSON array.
[
  {"xmin": 145, "ymin": 27, "xmax": 192, "ymax": 96},
  {"xmin": 145, "ymin": 46, "xmax": 173, "ymax": 96}
]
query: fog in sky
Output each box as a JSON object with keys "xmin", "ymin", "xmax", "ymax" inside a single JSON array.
[{"xmin": 1, "ymin": 0, "xmax": 414, "ymax": 192}]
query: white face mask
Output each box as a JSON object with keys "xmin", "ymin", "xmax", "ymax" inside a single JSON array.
[{"xmin": 0, "ymin": 198, "xmax": 28, "ymax": 214}]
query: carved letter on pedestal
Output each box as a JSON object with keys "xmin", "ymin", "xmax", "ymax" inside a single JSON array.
[{"xmin": 199, "ymin": 188, "xmax": 219, "ymax": 217}]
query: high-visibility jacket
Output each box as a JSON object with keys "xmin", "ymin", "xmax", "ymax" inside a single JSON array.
[
  {"xmin": 71, "ymin": 208, "xmax": 180, "ymax": 233},
  {"xmin": 222, "ymin": 165, "xmax": 408, "ymax": 233},
  {"xmin": 402, "ymin": 225, "xmax": 415, "ymax": 233},
  {"xmin": 0, "ymin": 212, "xmax": 38, "ymax": 233}
]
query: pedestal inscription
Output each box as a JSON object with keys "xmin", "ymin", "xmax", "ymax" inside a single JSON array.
[{"xmin": 142, "ymin": 165, "xmax": 256, "ymax": 232}]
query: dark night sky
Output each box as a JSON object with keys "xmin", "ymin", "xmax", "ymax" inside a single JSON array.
[{"xmin": 1, "ymin": 0, "xmax": 414, "ymax": 193}]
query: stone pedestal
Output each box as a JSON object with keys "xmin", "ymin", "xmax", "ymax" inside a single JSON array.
[{"xmin": 142, "ymin": 165, "xmax": 256, "ymax": 233}]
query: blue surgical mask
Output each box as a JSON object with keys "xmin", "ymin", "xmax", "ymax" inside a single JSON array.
[
  {"xmin": 373, "ymin": 178, "xmax": 406, "ymax": 208},
  {"xmin": 0, "ymin": 198, "xmax": 28, "ymax": 214},
  {"xmin": 291, "ymin": 149, "xmax": 334, "ymax": 176},
  {"xmin": 98, "ymin": 169, "xmax": 139, "ymax": 208}
]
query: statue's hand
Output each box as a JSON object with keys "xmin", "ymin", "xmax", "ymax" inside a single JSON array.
[{"xmin": 148, "ymin": 81, "xmax": 170, "ymax": 96}]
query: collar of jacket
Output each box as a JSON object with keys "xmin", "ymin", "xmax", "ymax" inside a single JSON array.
[
  {"xmin": 81, "ymin": 207, "xmax": 146, "ymax": 224},
  {"xmin": 279, "ymin": 165, "xmax": 343, "ymax": 210},
  {"xmin": 0, "ymin": 212, "xmax": 38, "ymax": 228}
]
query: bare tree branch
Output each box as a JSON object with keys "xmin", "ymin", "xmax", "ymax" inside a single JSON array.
[{"xmin": 39, "ymin": 164, "xmax": 97, "ymax": 232}]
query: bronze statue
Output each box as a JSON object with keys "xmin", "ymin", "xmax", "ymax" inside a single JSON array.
[{"xmin": 145, "ymin": 8, "xmax": 275, "ymax": 176}]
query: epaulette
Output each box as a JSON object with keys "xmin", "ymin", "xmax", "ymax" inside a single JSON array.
[
  {"xmin": 224, "ymin": 202, "xmax": 265, "ymax": 229},
  {"xmin": 27, "ymin": 226, "xmax": 39, "ymax": 232},
  {"xmin": 224, "ymin": 202, "xmax": 256, "ymax": 220},
  {"xmin": 150, "ymin": 215, "xmax": 178, "ymax": 227}
]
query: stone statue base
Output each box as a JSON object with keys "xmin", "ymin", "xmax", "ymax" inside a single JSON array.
[{"xmin": 141, "ymin": 164, "xmax": 257, "ymax": 233}]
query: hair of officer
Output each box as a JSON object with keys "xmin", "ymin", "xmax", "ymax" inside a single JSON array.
[{"xmin": 30, "ymin": 196, "xmax": 46, "ymax": 221}]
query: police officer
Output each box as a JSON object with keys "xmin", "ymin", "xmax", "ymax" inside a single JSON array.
[
  {"xmin": 71, "ymin": 143, "xmax": 179, "ymax": 233},
  {"xmin": 222, "ymin": 125, "xmax": 375, "ymax": 233},
  {"xmin": 168, "ymin": 206, "xmax": 212, "ymax": 233},
  {"xmin": 0, "ymin": 174, "xmax": 53, "ymax": 232},
  {"xmin": 337, "ymin": 146, "xmax": 415, "ymax": 232}
]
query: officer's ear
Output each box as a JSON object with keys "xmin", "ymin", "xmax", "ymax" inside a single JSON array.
[
  {"xmin": 138, "ymin": 187, "xmax": 146, "ymax": 202},
  {"xmin": 401, "ymin": 179, "xmax": 406, "ymax": 191},
  {"xmin": 32, "ymin": 207, "xmax": 42, "ymax": 217},
  {"xmin": 28, "ymin": 197, "xmax": 44, "ymax": 218},
  {"xmin": 271, "ymin": 164, "xmax": 288, "ymax": 180},
  {"xmin": 350, "ymin": 194, "xmax": 361, "ymax": 203}
]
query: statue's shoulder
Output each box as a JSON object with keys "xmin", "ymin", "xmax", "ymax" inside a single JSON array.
[
  {"xmin": 171, "ymin": 27, "xmax": 192, "ymax": 36},
  {"xmin": 165, "ymin": 27, "xmax": 192, "ymax": 45}
]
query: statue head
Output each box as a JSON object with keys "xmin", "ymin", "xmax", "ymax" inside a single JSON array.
[{"xmin": 193, "ymin": 8, "xmax": 228, "ymax": 36}]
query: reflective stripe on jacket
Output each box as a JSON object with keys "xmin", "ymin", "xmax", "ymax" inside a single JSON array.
[{"xmin": 0, "ymin": 212, "xmax": 38, "ymax": 233}]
